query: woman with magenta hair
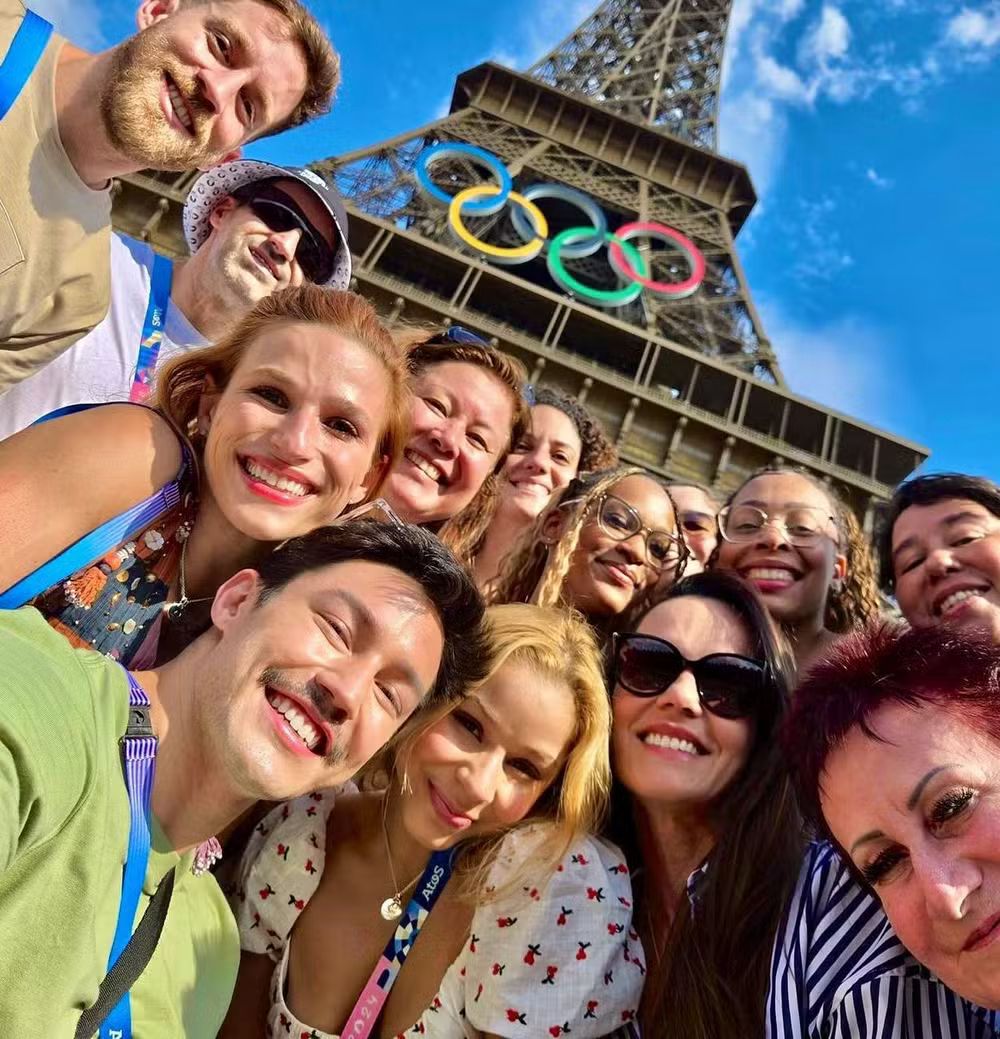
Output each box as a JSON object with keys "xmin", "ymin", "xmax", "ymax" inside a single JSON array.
[{"xmin": 786, "ymin": 620, "xmax": 1000, "ymax": 1019}]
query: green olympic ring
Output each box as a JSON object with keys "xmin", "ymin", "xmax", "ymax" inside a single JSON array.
[{"xmin": 546, "ymin": 228, "xmax": 650, "ymax": 308}]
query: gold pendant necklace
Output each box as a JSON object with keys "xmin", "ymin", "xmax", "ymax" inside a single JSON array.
[{"xmin": 380, "ymin": 810, "xmax": 425, "ymax": 921}]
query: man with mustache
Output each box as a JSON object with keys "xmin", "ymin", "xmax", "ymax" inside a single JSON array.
[
  {"xmin": 0, "ymin": 519, "xmax": 489, "ymax": 1036},
  {"xmin": 0, "ymin": 0, "xmax": 338, "ymax": 393},
  {"xmin": 0, "ymin": 160, "xmax": 351, "ymax": 438}
]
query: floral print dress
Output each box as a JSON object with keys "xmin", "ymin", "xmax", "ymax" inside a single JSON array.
[{"xmin": 231, "ymin": 793, "xmax": 645, "ymax": 1039}]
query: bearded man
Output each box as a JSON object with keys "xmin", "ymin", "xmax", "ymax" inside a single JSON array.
[{"xmin": 0, "ymin": 0, "xmax": 339, "ymax": 392}]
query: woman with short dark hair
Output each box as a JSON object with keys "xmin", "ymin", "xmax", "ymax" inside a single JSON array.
[{"xmin": 877, "ymin": 472, "xmax": 1000, "ymax": 642}]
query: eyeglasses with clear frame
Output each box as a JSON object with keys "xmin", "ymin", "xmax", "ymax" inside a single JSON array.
[
  {"xmin": 563, "ymin": 492, "xmax": 686, "ymax": 572},
  {"xmin": 717, "ymin": 504, "xmax": 838, "ymax": 548}
]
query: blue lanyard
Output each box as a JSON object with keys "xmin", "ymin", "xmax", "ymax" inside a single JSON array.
[
  {"xmin": 100, "ymin": 669, "xmax": 159, "ymax": 1039},
  {"xmin": 0, "ymin": 8, "xmax": 51, "ymax": 120},
  {"xmin": 130, "ymin": 253, "xmax": 173, "ymax": 404},
  {"xmin": 342, "ymin": 849, "xmax": 454, "ymax": 1037}
]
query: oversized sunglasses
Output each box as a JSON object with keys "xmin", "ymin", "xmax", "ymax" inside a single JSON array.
[
  {"xmin": 611, "ymin": 632, "xmax": 768, "ymax": 719},
  {"xmin": 231, "ymin": 182, "xmax": 336, "ymax": 285}
]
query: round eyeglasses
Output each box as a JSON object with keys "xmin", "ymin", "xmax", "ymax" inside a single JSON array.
[
  {"xmin": 717, "ymin": 504, "xmax": 837, "ymax": 548},
  {"xmin": 565, "ymin": 492, "xmax": 685, "ymax": 572}
]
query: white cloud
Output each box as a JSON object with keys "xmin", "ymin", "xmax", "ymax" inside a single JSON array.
[
  {"xmin": 800, "ymin": 5, "xmax": 852, "ymax": 65},
  {"xmin": 31, "ymin": 0, "xmax": 108, "ymax": 48},
  {"xmin": 755, "ymin": 53, "xmax": 813, "ymax": 102},
  {"xmin": 759, "ymin": 299, "xmax": 914, "ymax": 433},
  {"xmin": 718, "ymin": 92, "xmax": 789, "ymax": 197},
  {"xmin": 784, "ymin": 195, "xmax": 855, "ymax": 282},
  {"xmin": 945, "ymin": 6, "xmax": 1000, "ymax": 50},
  {"xmin": 865, "ymin": 167, "xmax": 894, "ymax": 188}
]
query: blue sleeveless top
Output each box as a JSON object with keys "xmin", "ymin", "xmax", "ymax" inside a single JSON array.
[{"xmin": 0, "ymin": 403, "xmax": 197, "ymax": 667}]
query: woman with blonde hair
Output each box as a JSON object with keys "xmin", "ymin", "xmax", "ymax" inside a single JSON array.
[
  {"xmin": 711, "ymin": 465, "xmax": 880, "ymax": 672},
  {"xmin": 220, "ymin": 603, "xmax": 644, "ymax": 1039},
  {"xmin": 0, "ymin": 286, "xmax": 409, "ymax": 666},
  {"xmin": 382, "ymin": 325, "xmax": 532, "ymax": 566},
  {"xmin": 490, "ymin": 466, "xmax": 687, "ymax": 633}
]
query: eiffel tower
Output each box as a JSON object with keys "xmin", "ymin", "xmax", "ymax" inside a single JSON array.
[{"xmin": 110, "ymin": 0, "xmax": 928, "ymax": 533}]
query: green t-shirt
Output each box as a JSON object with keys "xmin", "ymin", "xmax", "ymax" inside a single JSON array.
[{"xmin": 0, "ymin": 608, "xmax": 239, "ymax": 1036}]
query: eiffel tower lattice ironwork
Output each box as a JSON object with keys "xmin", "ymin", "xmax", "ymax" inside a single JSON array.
[{"xmin": 110, "ymin": 0, "xmax": 928, "ymax": 530}]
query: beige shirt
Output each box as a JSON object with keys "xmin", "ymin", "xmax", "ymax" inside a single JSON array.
[{"xmin": 0, "ymin": 0, "xmax": 111, "ymax": 392}]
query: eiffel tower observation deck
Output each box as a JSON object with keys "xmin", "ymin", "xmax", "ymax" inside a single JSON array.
[{"xmin": 110, "ymin": 0, "xmax": 929, "ymax": 533}]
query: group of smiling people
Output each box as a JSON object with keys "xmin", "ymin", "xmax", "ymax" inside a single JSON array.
[{"xmin": 2, "ymin": 278, "xmax": 1000, "ymax": 1039}]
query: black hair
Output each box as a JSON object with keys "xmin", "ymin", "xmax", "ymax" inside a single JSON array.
[
  {"xmin": 607, "ymin": 569, "xmax": 802, "ymax": 1037},
  {"xmin": 256, "ymin": 520, "xmax": 489, "ymax": 705},
  {"xmin": 877, "ymin": 472, "xmax": 1000, "ymax": 590},
  {"xmin": 530, "ymin": 387, "xmax": 619, "ymax": 473}
]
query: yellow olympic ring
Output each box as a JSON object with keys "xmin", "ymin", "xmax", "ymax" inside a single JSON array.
[{"xmin": 448, "ymin": 185, "xmax": 549, "ymax": 264}]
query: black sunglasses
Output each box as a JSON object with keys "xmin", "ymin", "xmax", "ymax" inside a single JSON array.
[
  {"xmin": 231, "ymin": 182, "xmax": 336, "ymax": 285},
  {"xmin": 611, "ymin": 632, "xmax": 768, "ymax": 719}
]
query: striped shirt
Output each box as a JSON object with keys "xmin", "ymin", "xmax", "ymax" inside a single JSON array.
[{"xmin": 766, "ymin": 841, "xmax": 999, "ymax": 1038}]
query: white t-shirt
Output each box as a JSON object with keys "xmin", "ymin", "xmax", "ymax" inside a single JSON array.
[{"xmin": 0, "ymin": 234, "xmax": 203, "ymax": 439}]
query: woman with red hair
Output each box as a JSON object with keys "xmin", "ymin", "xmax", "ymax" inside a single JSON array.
[{"xmin": 786, "ymin": 621, "xmax": 1000, "ymax": 1015}]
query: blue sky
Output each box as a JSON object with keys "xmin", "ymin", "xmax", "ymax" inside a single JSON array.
[{"xmin": 40, "ymin": 0, "xmax": 1000, "ymax": 482}]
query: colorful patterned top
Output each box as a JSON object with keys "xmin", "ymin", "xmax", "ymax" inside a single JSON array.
[
  {"xmin": 231, "ymin": 792, "xmax": 645, "ymax": 1038},
  {"xmin": 0, "ymin": 403, "xmax": 197, "ymax": 668}
]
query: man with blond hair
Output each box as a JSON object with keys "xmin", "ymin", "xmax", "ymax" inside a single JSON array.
[{"xmin": 0, "ymin": 0, "xmax": 339, "ymax": 392}]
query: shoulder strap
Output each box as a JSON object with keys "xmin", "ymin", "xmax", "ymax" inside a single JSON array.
[
  {"xmin": 0, "ymin": 403, "xmax": 191, "ymax": 609},
  {"xmin": 73, "ymin": 868, "xmax": 176, "ymax": 1039},
  {"xmin": 341, "ymin": 850, "xmax": 454, "ymax": 1039},
  {"xmin": 0, "ymin": 8, "xmax": 51, "ymax": 120}
]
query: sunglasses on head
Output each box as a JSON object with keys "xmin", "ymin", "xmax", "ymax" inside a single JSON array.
[
  {"xmin": 425, "ymin": 325, "xmax": 490, "ymax": 347},
  {"xmin": 230, "ymin": 181, "xmax": 336, "ymax": 285},
  {"xmin": 611, "ymin": 632, "xmax": 768, "ymax": 719}
]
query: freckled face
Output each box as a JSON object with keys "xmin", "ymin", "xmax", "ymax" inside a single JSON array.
[
  {"xmin": 199, "ymin": 321, "xmax": 391, "ymax": 542},
  {"xmin": 384, "ymin": 362, "xmax": 515, "ymax": 525}
]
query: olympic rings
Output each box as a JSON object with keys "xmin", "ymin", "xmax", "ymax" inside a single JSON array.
[
  {"xmin": 415, "ymin": 142, "xmax": 511, "ymax": 216},
  {"xmin": 415, "ymin": 143, "xmax": 705, "ymax": 306},
  {"xmin": 608, "ymin": 223, "xmax": 706, "ymax": 300},
  {"xmin": 449, "ymin": 185, "xmax": 549, "ymax": 265},
  {"xmin": 547, "ymin": 229, "xmax": 648, "ymax": 309},
  {"xmin": 511, "ymin": 183, "xmax": 607, "ymax": 259}
]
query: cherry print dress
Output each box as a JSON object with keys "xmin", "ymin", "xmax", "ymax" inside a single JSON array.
[{"xmin": 231, "ymin": 794, "xmax": 645, "ymax": 1039}]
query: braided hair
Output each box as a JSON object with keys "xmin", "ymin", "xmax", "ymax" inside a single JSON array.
[{"xmin": 488, "ymin": 467, "xmax": 688, "ymax": 612}]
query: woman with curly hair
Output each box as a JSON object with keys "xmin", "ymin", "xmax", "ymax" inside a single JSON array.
[
  {"xmin": 381, "ymin": 326, "xmax": 531, "ymax": 568},
  {"xmin": 0, "ymin": 286, "xmax": 409, "ymax": 665},
  {"xmin": 489, "ymin": 466, "xmax": 687, "ymax": 636},
  {"xmin": 712, "ymin": 466, "xmax": 880, "ymax": 672},
  {"xmin": 472, "ymin": 387, "xmax": 618, "ymax": 589}
]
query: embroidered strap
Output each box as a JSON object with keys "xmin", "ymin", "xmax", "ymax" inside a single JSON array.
[
  {"xmin": 0, "ymin": 403, "xmax": 191, "ymax": 609},
  {"xmin": 73, "ymin": 669, "xmax": 172, "ymax": 1039},
  {"xmin": 0, "ymin": 9, "xmax": 51, "ymax": 120},
  {"xmin": 341, "ymin": 850, "xmax": 454, "ymax": 1038}
]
